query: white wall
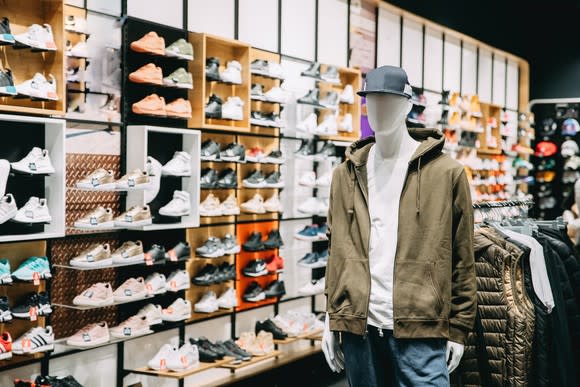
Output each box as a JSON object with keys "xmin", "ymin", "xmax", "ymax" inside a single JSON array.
[
  {"xmin": 401, "ymin": 18, "xmax": 423, "ymax": 87},
  {"xmin": 127, "ymin": 0, "xmax": 183, "ymax": 28},
  {"xmin": 281, "ymin": 0, "xmax": 316, "ymax": 61},
  {"xmin": 317, "ymin": 0, "xmax": 349, "ymax": 66},
  {"xmin": 188, "ymin": 0, "xmax": 235, "ymax": 38},
  {"xmin": 376, "ymin": 7, "xmax": 400, "ymax": 67},
  {"xmin": 238, "ymin": 0, "xmax": 279, "ymax": 51}
]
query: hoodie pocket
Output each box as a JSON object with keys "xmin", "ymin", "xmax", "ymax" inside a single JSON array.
[
  {"xmin": 396, "ymin": 261, "xmax": 444, "ymax": 319},
  {"xmin": 328, "ymin": 258, "xmax": 368, "ymax": 316}
]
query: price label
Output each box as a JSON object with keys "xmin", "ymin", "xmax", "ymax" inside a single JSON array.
[
  {"xmin": 29, "ymin": 307, "xmax": 38, "ymax": 321},
  {"xmin": 168, "ymin": 250, "xmax": 178, "ymax": 262},
  {"xmin": 160, "ymin": 358, "xmax": 167, "ymax": 370},
  {"xmin": 32, "ymin": 272, "xmax": 40, "ymax": 286},
  {"xmin": 170, "ymin": 280, "xmax": 177, "ymax": 291},
  {"xmin": 144, "ymin": 253, "xmax": 153, "ymax": 266}
]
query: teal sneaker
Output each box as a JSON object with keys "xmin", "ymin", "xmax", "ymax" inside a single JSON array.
[
  {"xmin": 163, "ymin": 67, "xmax": 193, "ymax": 89},
  {"xmin": 0, "ymin": 259, "xmax": 11, "ymax": 284},
  {"xmin": 165, "ymin": 38, "xmax": 193, "ymax": 61},
  {"xmin": 12, "ymin": 256, "xmax": 51, "ymax": 281}
]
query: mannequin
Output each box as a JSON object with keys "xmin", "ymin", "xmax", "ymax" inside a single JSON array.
[{"xmin": 322, "ymin": 65, "xmax": 476, "ymax": 387}]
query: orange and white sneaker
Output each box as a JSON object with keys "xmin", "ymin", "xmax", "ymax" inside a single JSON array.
[
  {"xmin": 128, "ymin": 63, "xmax": 163, "ymax": 85},
  {"xmin": 130, "ymin": 31, "xmax": 165, "ymax": 55},
  {"xmin": 132, "ymin": 94, "xmax": 166, "ymax": 116},
  {"xmin": 166, "ymin": 98, "xmax": 192, "ymax": 119},
  {"xmin": 0, "ymin": 332, "xmax": 12, "ymax": 360}
]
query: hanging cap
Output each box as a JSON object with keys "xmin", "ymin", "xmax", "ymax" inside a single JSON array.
[
  {"xmin": 534, "ymin": 141, "xmax": 557, "ymax": 157},
  {"xmin": 561, "ymin": 139, "xmax": 579, "ymax": 157},
  {"xmin": 562, "ymin": 118, "xmax": 580, "ymax": 136},
  {"xmin": 357, "ymin": 66, "xmax": 412, "ymax": 98}
]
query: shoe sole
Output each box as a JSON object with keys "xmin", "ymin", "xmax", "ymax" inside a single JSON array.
[
  {"xmin": 161, "ymin": 170, "xmax": 191, "ymax": 177},
  {"xmin": 12, "ymin": 272, "xmax": 51, "ymax": 281},
  {"xmin": 242, "ymin": 269, "xmax": 268, "ymax": 277},
  {"xmin": 243, "ymin": 293, "xmax": 266, "ymax": 302},
  {"xmin": 194, "ymin": 306, "xmax": 219, "ymax": 313},
  {"xmin": 66, "ymin": 336, "xmax": 110, "ymax": 347},
  {"xmin": 262, "ymin": 158, "xmax": 285, "ymax": 164},
  {"xmin": 240, "ymin": 207, "xmax": 266, "ymax": 214},
  {"xmin": 11, "ymin": 216, "xmax": 52, "ymax": 224},
  {"xmin": 0, "ymin": 208, "xmax": 17, "ymax": 224},
  {"xmin": 132, "ymin": 106, "xmax": 166, "ymax": 116},
  {"xmin": 164, "ymin": 51, "xmax": 193, "ymax": 61},
  {"xmin": 113, "ymin": 290, "xmax": 148, "ymax": 302},
  {"xmin": 165, "ymin": 284, "xmax": 190, "ymax": 292},
  {"xmin": 200, "ymin": 154, "xmax": 218, "ymax": 161},
  {"xmin": 70, "ymin": 258, "xmax": 113, "ymax": 268},
  {"xmin": 112, "ymin": 253, "xmax": 145, "ymax": 264},
  {"xmin": 159, "ymin": 209, "xmax": 190, "ymax": 217},
  {"xmin": 264, "ymin": 183, "xmax": 284, "ymax": 188},
  {"xmin": 242, "ymin": 181, "xmax": 267, "ymax": 188},
  {"xmin": 294, "ymin": 234, "xmax": 321, "ymax": 241},
  {"xmin": 10, "ymin": 165, "xmax": 56, "ymax": 174},
  {"xmin": 115, "ymin": 218, "xmax": 153, "ymax": 228},
  {"xmin": 220, "ymin": 156, "xmax": 243, "ymax": 162},
  {"xmin": 74, "ymin": 221, "xmax": 116, "ymax": 229},
  {"xmin": 166, "ymin": 112, "xmax": 192, "ymax": 119},
  {"xmin": 12, "ymin": 307, "xmax": 52, "ymax": 319},
  {"xmin": 161, "ymin": 313, "xmax": 191, "ymax": 322},
  {"xmin": 0, "ymin": 352, "xmax": 12, "ymax": 360},
  {"xmin": 200, "ymin": 210, "xmax": 224, "ymax": 217},
  {"xmin": 0, "ymin": 276, "xmax": 13, "ymax": 284},
  {"xmin": 110, "ymin": 328, "xmax": 151, "ymax": 339},
  {"xmin": 298, "ymin": 262, "xmax": 327, "ymax": 269},
  {"xmin": 0, "ymin": 85, "xmax": 17, "ymax": 96},
  {"xmin": 13, "ymin": 343, "xmax": 54, "ymax": 354},
  {"xmin": 222, "ymin": 114, "xmax": 243, "ymax": 121},
  {"xmin": 115, "ymin": 183, "xmax": 152, "ymax": 191},
  {"xmin": 128, "ymin": 75, "xmax": 163, "ymax": 85},
  {"xmin": 73, "ymin": 298, "xmax": 115, "ymax": 307},
  {"xmin": 163, "ymin": 80, "xmax": 193, "ymax": 89},
  {"xmin": 221, "ymin": 209, "xmax": 240, "ymax": 216},
  {"xmin": 76, "ymin": 182, "xmax": 117, "ymax": 190},
  {"xmin": 224, "ymin": 246, "xmax": 241, "ymax": 254},
  {"xmin": 196, "ymin": 248, "xmax": 226, "ymax": 258}
]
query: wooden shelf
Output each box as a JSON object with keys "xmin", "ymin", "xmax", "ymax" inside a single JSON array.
[
  {"xmin": 219, "ymin": 350, "xmax": 281, "ymax": 370},
  {"xmin": 187, "ymin": 308, "xmax": 233, "ymax": 322},
  {"xmin": 273, "ymin": 329, "xmax": 323, "ymax": 344},
  {"xmin": 129, "ymin": 357, "xmax": 232, "ymax": 379}
]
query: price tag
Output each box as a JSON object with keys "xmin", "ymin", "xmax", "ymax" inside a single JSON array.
[
  {"xmin": 23, "ymin": 338, "xmax": 31, "ymax": 351},
  {"xmin": 146, "ymin": 283, "xmax": 153, "ymax": 294},
  {"xmin": 144, "ymin": 253, "xmax": 153, "ymax": 266},
  {"xmin": 29, "ymin": 307, "xmax": 38, "ymax": 321},
  {"xmin": 180, "ymin": 356, "xmax": 188, "ymax": 366},
  {"xmin": 168, "ymin": 250, "xmax": 178, "ymax": 262},
  {"xmin": 160, "ymin": 358, "xmax": 167, "ymax": 370},
  {"xmin": 170, "ymin": 280, "xmax": 177, "ymax": 291},
  {"xmin": 32, "ymin": 272, "xmax": 40, "ymax": 286}
]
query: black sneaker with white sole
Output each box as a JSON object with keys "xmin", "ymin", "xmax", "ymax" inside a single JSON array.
[
  {"xmin": 0, "ymin": 17, "xmax": 14, "ymax": 45},
  {"xmin": 200, "ymin": 168, "xmax": 219, "ymax": 189},
  {"xmin": 144, "ymin": 244, "xmax": 166, "ymax": 265},
  {"xmin": 250, "ymin": 111, "xmax": 269, "ymax": 127},
  {"xmin": 294, "ymin": 139, "xmax": 316, "ymax": 158},
  {"xmin": 12, "ymin": 292, "xmax": 52, "ymax": 319},
  {"xmin": 205, "ymin": 94, "xmax": 222, "ymax": 118},
  {"xmin": 206, "ymin": 57, "xmax": 221, "ymax": 81},
  {"xmin": 201, "ymin": 140, "xmax": 221, "ymax": 161},
  {"xmin": 263, "ymin": 150, "xmax": 285, "ymax": 164},
  {"xmin": 251, "ymin": 83, "xmax": 265, "ymax": 100},
  {"xmin": 255, "ymin": 318, "xmax": 287, "ymax": 339},
  {"xmin": 192, "ymin": 264, "xmax": 219, "ymax": 286},
  {"xmin": 264, "ymin": 230, "xmax": 283, "ymax": 249},
  {"xmin": 243, "ymin": 281, "xmax": 266, "ymax": 302},
  {"xmin": 301, "ymin": 62, "xmax": 321, "ymax": 79},
  {"xmin": 217, "ymin": 168, "xmax": 237, "ymax": 188},
  {"xmin": 220, "ymin": 143, "xmax": 246, "ymax": 163},
  {"xmin": 0, "ymin": 69, "xmax": 16, "ymax": 96},
  {"xmin": 242, "ymin": 170, "xmax": 266, "ymax": 188},
  {"xmin": 297, "ymin": 88, "xmax": 322, "ymax": 107},
  {"xmin": 264, "ymin": 171, "xmax": 283, "ymax": 188},
  {"xmin": 243, "ymin": 232, "xmax": 264, "ymax": 251},
  {"xmin": 195, "ymin": 237, "xmax": 226, "ymax": 258},
  {"xmin": 0, "ymin": 296, "xmax": 12, "ymax": 323},
  {"xmin": 314, "ymin": 141, "xmax": 337, "ymax": 160},
  {"xmin": 264, "ymin": 280, "xmax": 286, "ymax": 298},
  {"xmin": 242, "ymin": 259, "xmax": 268, "ymax": 277}
]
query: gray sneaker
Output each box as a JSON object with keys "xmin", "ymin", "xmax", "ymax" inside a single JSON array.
[
  {"xmin": 195, "ymin": 237, "xmax": 225, "ymax": 258},
  {"xmin": 163, "ymin": 67, "xmax": 193, "ymax": 89},
  {"xmin": 222, "ymin": 234, "xmax": 241, "ymax": 255}
]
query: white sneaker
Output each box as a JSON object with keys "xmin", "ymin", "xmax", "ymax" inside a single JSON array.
[
  {"xmin": 148, "ymin": 344, "xmax": 177, "ymax": 371},
  {"xmin": 13, "ymin": 197, "xmax": 51, "ymax": 223},
  {"xmin": 268, "ymin": 62, "xmax": 285, "ymax": 79},
  {"xmin": 0, "ymin": 160, "xmax": 8, "ymax": 197},
  {"xmin": 15, "ymin": 73, "xmax": 58, "ymax": 101},
  {"xmin": 162, "ymin": 152, "xmax": 191, "ymax": 177},
  {"xmin": 222, "ymin": 96, "xmax": 244, "ymax": 120},
  {"xmin": 145, "ymin": 272, "xmax": 167, "ymax": 295},
  {"xmin": 299, "ymin": 171, "xmax": 316, "ymax": 187},
  {"xmin": 65, "ymin": 16, "xmax": 89, "ymax": 34},
  {"xmin": 339, "ymin": 85, "xmax": 354, "ymax": 104},
  {"xmin": 165, "ymin": 270, "xmax": 190, "ymax": 292},
  {"xmin": 264, "ymin": 192, "xmax": 283, "ymax": 213},
  {"xmin": 167, "ymin": 343, "xmax": 199, "ymax": 372},
  {"xmin": 0, "ymin": 194, "xmax": 17, "ymax": 224},
  {"xmin": 14, "ymin": 24, "xmax": 56, "ymax": 51},
  {"xmin": 221, "ymin": 60, "xmax": 242, "ymax": 84},
  {"xmin": 159, "ymin": 190, "xmax": 190, "ymax": 217},
  {"xmin": 298, "ymin": 277, "xmax": 325, "ymax": 296},
  {"xmin": 240, "ymin": 193, "xmax": 266, "ymax": 214},
  {"xmin": 162, "ymin": 298, "xmax": 191, "ymax": 322},
  {"xmin": 136, "ymin": 303, "xmax": 163, "ymax": 326},
  {"xmin": 12, "ymin": 326, "xmax": 54, "ymax": 354},
  {"xmin": 314, "ymin": 113, "xmax": 337, "ymax": 135},
  {"xmin": 264, "ymin": 87, "xmax": 289, "ymax": 104},
  {"xmin": 217, "ymin": 288, "xmax": 237, "ymax": 309},
  {"xmin": 298, "ymin": 197, "xmax": 326, "ymax": 216},
  {"xmin": 220, "ymin": 193, "xmax": 240, "ymax": 215},
  {"xmin": 145, "ymin": 156, "xmax": 163, "ymax": 204},
  {"xmin": 199, "ymin": 193, "xmax": 222, "ymax": 217},
  {"xmin": 66, "ymin": 41, "xmax": 89, "ymax": 58},
  {"xmin": 11, "ymin": 147, "xmax": 55, "ymax": 174},
  {"xmin": 194, "ymin": 291, "xmax": 219, "ymax": 313},
  {"xmin": 315, "ymin": 171, "xmax": 332, "ymax": 187},
  {"xmin": 297, "ymin": 113, "xmax": 318, "ymax": 133},
  {"xmin": 338, "ymin": 113, "xmax": 353, "ymax": 133}
]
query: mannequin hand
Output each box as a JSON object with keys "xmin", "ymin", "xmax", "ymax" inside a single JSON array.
[
  {"xmin": 322, "ymin": 313, "xmax": 344, "ymax": 373},
  {"xmin": 446, "ymin": 341, "xmax": 464, "ymax": 373}
]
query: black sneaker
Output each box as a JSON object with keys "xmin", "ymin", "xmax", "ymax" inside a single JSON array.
[
  {"xmin": 220, "ymin": 143, "xmax": 246, "ymax": 163},
  {"xmin": 189, "ymin": 337, "xmax": 220, "ymax": 362},
  {"xmin": 298, "ymin": 252, "xmax": 322, "ymax": 267},
  {"xmin": 165, "ymin": 241, "xmax": 190, "ymax": 262},
  {"xmin": 264, "ymin": 229, "xmax": 283, "ymax": 249},
  {"xmin": 301, "ymin": 62, "xmax": 321, "ymax": 78},
  {"xmin": 242, "ymin": 170, "xmax": 266, "ymax": 188},
  {"xmin": 0, "ymin": 17, "xmax": 14, "ymax": 45},
  {"xmin": 250, "ymin": 111, "xmax": 269, "ymax": 127},
  {"xmin": 320, "ymin": 91, "xmax": 339, "ymax": 109},
  {"xmin": 251, "ymin": 59, "xmax": 269, "ymax": 75},
  {"xmin": 222, "ymin": 234, "xmax": 240, "ymax": 254},
  {"xmin": 195, "ymin": 237, "xmax": 225, "ymax": 258},
  {"xmin": 263, "ymin": 112, "xmax": 284, "ymax": 128},
  {"xmin": 200, "ymin": 139, "xmax": 221, "ymax": 161},
  {"xmin": 264, "ymin": 280, "xmax": 286, "ymax": 298},
  {"xmin": 438, "ymin": 110, "xmax": 449, "ymax": 126},
  {"xmin": 243, "ymin": 259, "xmax": 268, "ymax": 277},
  {"xmin": 251, "ymin": 83, "xmax": 265, "ymax": 100},
  {"xmin": 12, "ymin": 292, "xmax": 52, "ymax": 319},
  {"xmin": 297, "ymin": 88, "xmax": 322, "ymax": 107},
  {"xmin": 294, "ymin": 139, "xmax": 316, "ymax": 158},
  {"xmin": 192, "ymin": 264, "xmax": 219, "ymax": 286},
  {"xmin": 205, "ymin": 57, "xmax": 221, "ymax": 81},
  {"xmin": 256, "ymin": 318, "xmax": 287, "ymax": 339},
  {"xmin": 205, "ymin": 94, "xmax": 223, "ymax": 118},
  {"xmin": 223, "ymin": 339, "xmax": 251, "ymax": 361},
  {"xmin": 217, "ymin": 168, "xmax": 237, "ymax": 188},
  {"xmin": 200, "ymin": 168, "xmax": 219, "ymax": 188},
  {"xmin": 438, "ymin": 90, "xmax": 450, "ymax": 106},
  {"xmin": 321, "ymin": 66, "xmax": 340, "ymax": 83},
  {"xmin": 215, "ymin": 261, "xmax": 231, "ymax": 283},
  {"xmin": 212, "ymin": 341, "xmax": 243, "ymax": 364},
  {"xmin": 243, "ymin": 281, "xmax": 265, "ymax": 302},
  {"xmin": 223, "ymin": 263, "xmax": 236, "ymax": 281},
  {"xmin": 144, "ymin": 244, "xmax": 166, "ymax": 264},
  {"xmin": 197, "ymin": 337, "xmax": 226, "ymax": 358},
  {"xmin": 263, "ymin": 150, "xmax": 285, "ymax": 164},
  {"xmin": 0, "ymin": 68, "xmax": 16, "ymax": 96},
  {"xmin": 264, "ymin": 171, "xmax": 283, "ymax": 188},
  {"xmin": 243, "ymin": 232, "xmax": 264, "ymax": 251},
  {"xmin": 0, "ymin": 296, "xmax": 11, "ymax": 323},
  {"xmin": 313, "ymin": 141, "xmax": 337, "ymax": 160}
]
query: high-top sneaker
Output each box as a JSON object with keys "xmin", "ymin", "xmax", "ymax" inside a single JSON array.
[
  {"xmin": 205, "ymin": 57, "xmax": 221, "ymax": 81},
  {"xmin": 205, "ymin": 94, "xmax": 223, "ymax": 118},
  {"xmin": 0, "ymin": 69, "xmax": 16, "ymax": 96},
  {"xmin": 0, "ymin": 17, "xmax": 15, "ymax": 44}
]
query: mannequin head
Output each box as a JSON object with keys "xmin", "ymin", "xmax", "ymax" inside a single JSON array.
[{"xmin": 366, "ymin": 93, "xmax": 412, "ymax": 137}]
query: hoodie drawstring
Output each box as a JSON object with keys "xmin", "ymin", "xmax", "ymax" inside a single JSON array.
[{"xmin": 416, "ymin": 157, "xmax": 421, "ymax": 215}]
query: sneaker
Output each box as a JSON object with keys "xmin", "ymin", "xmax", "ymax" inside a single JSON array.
[
  {"xmin": 73, "ymin": 283, "xmax": 114, "ymax": 306},
  {"xmin": 191, "ymin": 337, "xmax": 224, "ymax": 361},
  {"xmin": 266, "ymin": 255, "xmax": 284, "ymax": 273},
  {"xmin": 165, "ymin": 38, "xmax": 193, "ymax": 60},
  {"xmin": 167, "ymin": 343, "xmax": 199, "ymax": 372},
  {"xmin": 192, "ymin": 264, "xmax": 219, "ymax": 285},
  {"xmin": 272, "ymin": 314, "xmax": 301, "ymax": 337},
  {"xmin": 0, "ymin": 259, "xmax": 11, "ymax": 284},
  {"xmin": 14, "ymin": 24, "xmax": 56, "ymax": 51},
  {"xmin": 264, "ymin": 230, "xmax": 283, "ymax": 249},
  {"xmin": 110, "ymin": 315, "xmax": 150, "ymax": 338},
  {"xmin": 194, "ymin": 291, "xmax": 219, "ymax": 313},
  {"xmin": 0, "ymin": 69, "xmax": 17, "ymax": 96},
  {"xmin": 114, "ymin": 205, "xmax": 153, "ymax": 227},
  {"xmin": 66, "ymin": 41, "xmax": 89, "ymax": 58},
  {"xmin": 250, "ymin": 111, "xmax": 270, "ymax": 127},
  {"xmin": 136, "ymin": 303, "xmax": 163, "ymax": 325},
  {"xmin": 256, "ymin": 318, "xmax": 287, "ymax": 339},
  {"xmin": 69, "ymin": 244, "xmax": 112, "ymax": 268},
  {"xmin": 0, "ymin": 194, "xmax": 17, "ymax": 224},
  {"xmin": 297, "ymin": 113, "xmax": 318, "ymax": 133},
  {"xmin": 162, "ymin": 67, "xmax": 193, "ymax": 89},
  {"xmin": 0, "ymin": 296, "xmax": 11, "ymax": 322},
  {"xmin": 220, "ymin": 143, "xmax": 246, "ymax": 162},
  {"xmin": 243, "ymin": 281, "xmax": 265, "ymax": 302},
  {"xmin": 340, "ymin": 85, "xmax": 354, "ymax": 104},
  {"xmin": 200, "ymin": 193, "xmax": 222, "ymax": 217},
  {"xmin": 298, "ymin": 252, "xmax": 326, "ymax": 268},
  {"xmin": 12, "ymin": 326, "xmax": 54, "ymax": 354},
  {"xmin": 241, "ymin": 193, "xmax": 266, "ymax": 214},
  {"xmin": 145, "ymin": 156, "xmax": 163, "ymax": 204},
  {"xmin": 162, "ymin": 151, "xmax": 192, "ymax": 177},
  {"xmin": 298, "ymin": 277, "xmax": 325, "ymax": 296},
  {"xmin": 243, "ymin": 259, "xmax": 268, "ymax": 277},
  {"xmin": 251, "ymin": 83, "xmax": 266, "ymax": 100},
  {"xmin": 113, "ymin": 277, "xmax": 147, "ymax": 302},
  {"xmin": 74, "ymin": 207, "xmax": 115, "ymax": 229},
  {"xmin": 165, "ymin": 241, "xmax": 190, "ymax": 262},
  {"xmin": 297, "ymin": 89, "xmax": 322, "ymax": 107},
  {"xmin": 220, "ymin": 193, "xmax": 240, "ymax": 215},
  {"xmin": 222, "ymin": 97, "xmax": 244, "ymax": 120},
  {"xmin": 145, "ymin": 273, "xmax": 167, "ymax": 295},
  {"xmin": 12, "ymin": 196, "xmax": 51, "ymax": 224},
  {"xmin": 12, "ymin": 257, "xmax": 51, "ymax": 281},
  {"xmin": 321, "ymin": 66, "xmax": 340, "ymax": 83},
  {"xmin": 299, "ymin": 171, "xmax": 316, "ymax": 187},
  {"xmin": 264, "ymin": 171, "xmax": 284, "ymax": 188},
  {"xmin": 217, "ymin": 168, "xmax": 237, "ymax": 188},
  {"xmin": 66, "ymin": 322, "xmax": 110, "ymax": 347},
  {"xmin": 116, "ymin": 169, "xmax": 150, "ymax": 190},
  {"xmin": 295, "ymin": 225, "xmax": 322, "ymax": 241},
  {"xmin": 221, "ymin": 60, "xmax": 242, "ymax": 84},
  {"xmin": 263, "ymin": 150, "xmax": 285, "ymax": 164},
  {"xmin": 130, "ymin": 31, "xmax": 165, "ymax": 55},
  {"xmin": 205, "ymin": 57, "xmax": 221, "ymax": 82},
  {"xmin": 222, "ymin": 339, "xmax": 251, "ymax": 361},
  {"xmin": 200, "ymin": 168, "xmax": 219, "ymax": 189},
  {"xmin": 251, "ymin": 331, "xmax": 274, "ymax": 355},
  {"xmin": 264, "ymin": 193, "xmax": 282, "ymax": 213},
  {"xmin": 196, "ymin": 237, "xmax": 225, "ymax": 258},
  {"xmin": 242, "ymin": 170, "xmax": 266, "ymax": 188},
  {"xmin": 217, "ymin": 288, "xmax": 237, "ymax": 309},
  {"xmin": 0, "ymin": 332, "xmax": 12, "ymax": 360},
  {"xmin": 317, "ymin": 223, "xmax": 329, "ymax": 239},
  {"xmin": 320, "ymin": 91, "xmax": 339, "ymax": 109},
  {"xmin": 251, "ymin": 59, "xmax": 269, "ymax": 75},
  {"xmin": 159, "ymin": 190, "xmax": 190, "ymax": 217},
  {"xmin": 222, "ymin": 234, "xmax": 241, "ymax": 254},
  {"xmin": 217, "ymin": 262, "xmax": 236, "ymax": 282},
  {"xmin": 148, "ymin": 344, "xmax": 177, "ymax": 371},
  {"xmin": 64, "ymin": 15, "xmax": 88, "ymax": 34},
  {"xmin": 132, "ymin": 94, "xmax": 166, "ymax": 116},
  {"xmin": 246, "ymin": 147, "xmax": 266, "ymax": 163},
  {"xmin": 200, "ymin": 140, "xmax": 221, "ymax": 161},
  {"xmin": 338, "ymin": 113, "xmax": 353, "ymax": 132},
  {"xmin": 301, "ymin": 62, "xmax": 321, "ymax": 78},
  {"xmin": 264, "ymin": 86, "xmax": 289, "ymax": 104},
  {"xmin": 162, "ymin": 298, "xmax": 192, "ymax": 321},
  {"xmin": 0, "ymin": 17, "xmax": 15, "ymax": 45},
  {"xmin": 11, "ymin": 147, "xmax": 55, "ymax": 174},
  {"xmin": 313, "ymin": 141, "xmax": 337, "ymax": 160},
  {"xmin": 263, "ymin": 112, "xmax": 286, "ymax": 128},
  {"xmin": 76, "ymin": 168, "xmax": 116, "ymax": 190},
  {"xmin": 144, "ymin": 244, "xmax": 166, "ymax": 265},
  {"xmin": 298, "ymin": 197, "xmax": 326, "ymax": 215},
  {"xmin": 243, "ymin": 232, "xmax": 264, "ymax": 251},
  {"xmin": 15, "ymin": 73, "xmax": 58, "ymax": 100},
  {"xmin": 314, "ymin": 113, "xmax": 337, "ymax": 135},
  {"xmin": 166, "ymin": 270, "xmax": 190, "ymax": 292},
  {"xmin": 12, "ymin": 292, "xmax": 52, "ymax": 319},
  {"xmin": 166, "ymin": 98, "xmax": 192, "ymax": 119},
  {"xmin": 294, "ymin": 139, "xmax": 316, "ymax": 158},
  {"xmin": 111, "ymin": 241, "xmax": 144, "ymax": 264}
]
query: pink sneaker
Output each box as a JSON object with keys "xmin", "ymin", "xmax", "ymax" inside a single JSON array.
[
  {"xmin": 113, "ymin": 277, "xmax": 147, "ymax": 302},
  {"xmin": 73, "ymin": 282, "xmax": 114, "ymax": 306},
  {"xmin": 110, "ymin": 315, "xmax": 151, "ymax": 338},
  {"xmin": 66, "ymin": 322, "xmax": 110, "ymax": 347}
]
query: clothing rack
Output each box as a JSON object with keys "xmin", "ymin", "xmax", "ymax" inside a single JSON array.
[{"xmin": 472, "ymin": 200, "xmax": 534, "ymax": 209}]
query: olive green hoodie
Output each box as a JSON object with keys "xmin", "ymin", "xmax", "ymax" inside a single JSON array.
[{"xmin": 325, "ymin": 128, "xmax": 477, "ymax": 344}]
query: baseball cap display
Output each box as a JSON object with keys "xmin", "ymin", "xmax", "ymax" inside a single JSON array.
[
  {"xmin": 561, "ymin": 139, "xmax": 579, "ymax": 157},
  {"xmin": 537, "ymin": 159, "xmax": 555, "ymax": 171},
  {"xmin": 565, "ymin": 155, "xmax": 580, "ymax": 170},
  {"xmin": 561, "ymin": 118, "xmax": 580, "ymax": 136},
  {"xmin": 535, "ymin": 171, "xmax": 556, "ymax": 183},
  {"xmin": 534, "ymin": 141, "xmax": 558, "ymax": 157},
  {"xmin": 539, "ymin": 118, "xmax": 557, "ymax": 137},
  {"xmin": 357, "ymin": 66, "xmax": 412, "ymax": 98}
]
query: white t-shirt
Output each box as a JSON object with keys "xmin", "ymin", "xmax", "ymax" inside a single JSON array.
[{"xmin": 366, "ymin": 144, "xmax": 416, "ymax": 329}]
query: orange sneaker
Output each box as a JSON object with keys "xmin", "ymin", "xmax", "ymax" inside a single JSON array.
[
  {"xmin": 130, "ymin": 31, "xmax": 165, "ymax": 55},
  {"xmin": 128, "ymin": 63, "xmax": 163, "ymax": 85},
  {"xmin": 132, "ymin": 94, "xmax": 166, "ymax": 116},
  {"xmin": 166, "ymin": 98, "xmax": 192, "ymax": 118}
]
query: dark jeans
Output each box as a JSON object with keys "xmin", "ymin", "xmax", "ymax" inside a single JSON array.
[{"xmin": 341, "ymin": 327, "xmax": 449, "ymax": 387}]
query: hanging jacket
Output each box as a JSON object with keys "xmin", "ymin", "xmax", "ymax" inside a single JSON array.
[{"xmin": 325, "ymin": 129, "xmax": 477, "ymax": 344}]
